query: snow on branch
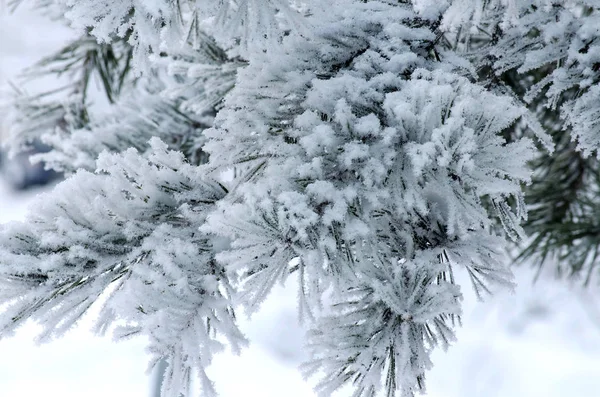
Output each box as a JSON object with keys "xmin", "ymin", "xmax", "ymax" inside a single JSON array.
[
  {"xmin": 7, "ymin": 0, "xmax": 596, "ymax": 396},
  {"xmin": 0, "ymin": 139, "xmax": 244, "ymax": 397}
]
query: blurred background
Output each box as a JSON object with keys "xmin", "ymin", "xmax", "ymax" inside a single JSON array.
[{"xmin": 1, "ymin": 4, "xmax": 600, "ymax": 397}]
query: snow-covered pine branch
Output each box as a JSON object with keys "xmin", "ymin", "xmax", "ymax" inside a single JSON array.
[
  {"xmin": 203, "ymin": 1, "xmax": 541, "ymax": 395},
  {"xmin": 484, "ymin": 1, "xmax": 600, "ymax": 157},
  {"xmin": 427, "ymin": 1, "xmax": 600, "ymax": 281},
  {"xmin": 26, "ymin": 80, "xmax": 215, "ymax": 174},
  {"xmin": 2, "ymin": 10, "xmax": 241, "ymax": 173},
  {"xmin": 7, "ymin": 0, "xmax": 600, "ymax": 396},
  {"xmin": 428, "ymin": 0, "xmax": 600, "ymax": 156},
  {"xmin": 0, "ymin": 139, "xmax": 244, "ymax": 397}
]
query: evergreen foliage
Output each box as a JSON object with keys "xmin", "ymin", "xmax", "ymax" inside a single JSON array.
[{"xmin": 1, "ymin": 1, "xmax": 599, "ymax": 396}]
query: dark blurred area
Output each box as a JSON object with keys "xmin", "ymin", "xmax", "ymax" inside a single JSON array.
[{"xmin": 0, "ymin": 141, "xmax": 61, "ymax": 190}]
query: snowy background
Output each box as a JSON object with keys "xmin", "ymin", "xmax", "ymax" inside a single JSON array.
[{"xmin": 1, "ymin": 4, "xmax": 600, "ymax": 397}]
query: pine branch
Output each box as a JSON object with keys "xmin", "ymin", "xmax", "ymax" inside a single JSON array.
[
  {"xmin": 0, "ymin": 139, "xmax": 244, "ymax": 397},
  {"xmin": 2, "ymin": 34, "xmax": 133, "ymax": 155}
]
